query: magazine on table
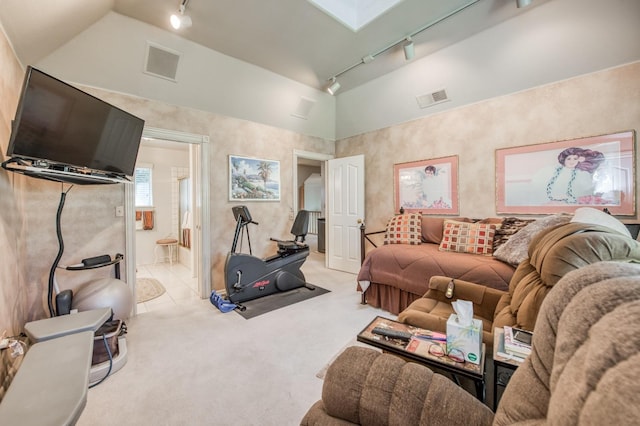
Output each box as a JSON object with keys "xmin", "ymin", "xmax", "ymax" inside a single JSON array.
[{"xmin": 503, "ymin": 326, "xmax": 532, "ymax": 358}]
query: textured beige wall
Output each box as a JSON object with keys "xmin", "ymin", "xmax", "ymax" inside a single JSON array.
[
  {"xmin": 79, "ymin": 88, "xmax": 335, "ymax": 292},
  {"xmin": 0, "ymin": 25, "xmax": 28, "ymax": 336},
  {"xmin": 336, "ymin": 63, "xmax": 640, "ymax": 232}
]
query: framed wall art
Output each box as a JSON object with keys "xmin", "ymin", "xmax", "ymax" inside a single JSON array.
[
  {"xmin": 496, "ymin": 130, "xmax": 636, "ymax": 215},
  {"xmin": 394, "ymin": 155, "xmax": 459, "ymax": 215},
  {"xmin": 229, "ymin": 155, "xmax": 281, "ymax": 201}
]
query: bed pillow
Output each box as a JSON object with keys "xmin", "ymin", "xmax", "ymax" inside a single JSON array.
[
  {"xmin": 493, "ymin": 214, "xmax": 572, "ymax": 266},
  {"xmin": 570, "ymin": 207, "xmax": 631, "ymax": 237},
  {"xmin": 438, "ymin": 220, "xmax": 496, "ymax": 255},
  {"xmin": 384, "ymin": 213, "xmax": 422, "ymax": 245}
]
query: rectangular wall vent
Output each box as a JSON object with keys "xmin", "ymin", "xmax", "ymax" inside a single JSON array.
[
  {"xmin": 416, "ymin": 89, "xmax": 450, "ymax": 109},
  {"xmin": 144, "ymin": 43, "xmax": 181, "ymax": 81},
  {"xmin": 291, "ymin": 97, "xmax": 316, "ymax": 120}
]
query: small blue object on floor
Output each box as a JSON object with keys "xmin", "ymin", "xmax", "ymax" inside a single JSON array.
[{"xmin": 210, "ymin": 291, "xmax": 237, "ymax": 313}]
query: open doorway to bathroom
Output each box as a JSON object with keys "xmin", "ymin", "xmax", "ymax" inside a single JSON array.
[
  {"xmin": 124, "ymin": 127, "xmax": 211, "ymax": 316},
  {"xmin": 133, "ymin": 139, "xmax": 198, "ymax": 313}
]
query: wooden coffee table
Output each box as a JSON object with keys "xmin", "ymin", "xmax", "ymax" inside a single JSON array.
[{"xmin": 357, "ymin": 316, "xmax": 486, "ymax": 402}]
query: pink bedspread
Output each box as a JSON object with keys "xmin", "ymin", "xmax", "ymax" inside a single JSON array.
[{"xmin": 357, "ymin": 243, "xmax": 514, "ymax": 298}]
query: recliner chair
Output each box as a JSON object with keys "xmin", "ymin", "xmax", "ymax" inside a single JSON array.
[
  {"xmin": 301, "ymin": 261, "xmax": 640, "ymax": 425},
  {"xmin": 398, "ymin": 221, "xmax": 640, "ymax": 344}
]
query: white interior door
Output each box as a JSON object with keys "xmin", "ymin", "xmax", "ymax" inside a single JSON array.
[{"xmin": 327, "ymin": 154, "xmax": 365, "ymax": 274}]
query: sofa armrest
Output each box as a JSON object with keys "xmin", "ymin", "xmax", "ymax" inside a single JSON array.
[
  {"xmin": 302, "ymin": 346, "xmax": 493, "ymax": 425},
  {"xmin": 426, "ymin": 276, "xmax": 506, "ymax": 321}
]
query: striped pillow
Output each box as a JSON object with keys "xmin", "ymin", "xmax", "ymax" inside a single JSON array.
[{"xmin": 384, "ymin": 214, "xmax": 422, "ymax": 245}]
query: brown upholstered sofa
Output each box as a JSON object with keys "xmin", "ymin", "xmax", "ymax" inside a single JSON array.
[
  {"xmin": 357, "ymin": 214, "xmax": 566, "ymax": 315},
  {"xmin": 398, "ymin": 221, "xmax": 640, "ymax": 344},
  {"xmin": 302, "ymin": 261, "xmax": 640, "ymax": 425}
]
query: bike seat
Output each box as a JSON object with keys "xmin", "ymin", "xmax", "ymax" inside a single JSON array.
[{"xmin": 274, "ymin": 240, "xmax": 308, "ymax": 255}]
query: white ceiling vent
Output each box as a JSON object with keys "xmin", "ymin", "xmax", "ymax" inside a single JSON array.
[
  {"xmin": 416, "ymin": 89, "xmax": 450, "ymax": 109},
  {"xmin": 144, "ymin": 43, "xmax": 181, "ymax": 81},
  {"xmin": 291, "ymin": 97, "xmax": 316, "ymax": 120}
]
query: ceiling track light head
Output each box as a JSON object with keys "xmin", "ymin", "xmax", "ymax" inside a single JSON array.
[
  {"xmin": 403, "ymin": 37, "xmax": 415, "ymax": 61},
  {"xmin": 362, "ymin": 54, "xmax": 375, "ymax": 64},
  {"xmin": 327, "ymin": 77, "xmax": 341, "ymax": 95},
  {"xmin": 170, "ymin": 0, "xmax": 192, "ymax": 30}
]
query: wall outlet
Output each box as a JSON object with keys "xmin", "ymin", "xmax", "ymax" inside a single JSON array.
[{"xmin": 115, "ymin": 206, "xmax": 124, "ymax": 217}]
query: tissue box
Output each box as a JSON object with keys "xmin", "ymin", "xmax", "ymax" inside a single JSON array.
[{"xmin": 446, "ymin": 314, "xmax": 482, "ymax": 365}]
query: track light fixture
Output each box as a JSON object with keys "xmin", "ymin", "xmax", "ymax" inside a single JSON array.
[
  {"xmin": 327, "ymin": 77, "xmax": 341, "ymax": 95},
  {"xmin": 403, "ymin": 37, "xmax": 415, "ymax": 61},
  {"xmin": 170, "ymin": 0, "xmax": 192, "ymax": 30},
  {"xmin": 324, "ymin": 0, "xmax": 480, "ymax": 91},
  {"xmin": 516, "ymin": 0, "xmax": 532, "ymax": 8}
]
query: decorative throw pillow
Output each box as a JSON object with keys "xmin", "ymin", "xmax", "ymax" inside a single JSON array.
[
  {"xmin": 493, "ymin": 214, "xmax": 572, "ymax": 266},
  {"xmin": 492, "ymin": 217, "xmax": 536, "ymax": 252},
  {"xmin": 570, "ymin": 207, "xmax": 631, "ymax": 238},
  {"xmin": 438, "ymin": 220, "xmax": 496, "ymax": 255},
  {"xmin": 421, "ymin": 217, "xmax": 473, "ymax": 244},
  {"xmin": 384, "ymin": 213, "xmax": 422, "ymax": 245}
]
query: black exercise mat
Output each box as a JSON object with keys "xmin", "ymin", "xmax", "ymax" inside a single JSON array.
[{"xmin": 235, "ymin": 285, "xmax": 329, "ymax": 319}]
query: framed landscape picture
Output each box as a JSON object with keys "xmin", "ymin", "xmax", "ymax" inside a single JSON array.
[
  {"xmin": 496, "ymin": 130, "xmax": 636, "ymax": 215},
  {"xmin": 394, "ymin": 155, "xmax": 459, "ymax": 215},
  {"xmin": 229, "ymin": 155, "xmax": 281, "ymax": 201}
]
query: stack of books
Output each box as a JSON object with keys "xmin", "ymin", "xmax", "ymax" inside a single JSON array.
[{"xmin": 503, "ymin": 326, "xmax": 532, "ymax": 359}]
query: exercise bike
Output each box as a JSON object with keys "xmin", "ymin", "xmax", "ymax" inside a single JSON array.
[{"xmin": 224, "ymin": 205, "xmax": 314, "ymax": 305}]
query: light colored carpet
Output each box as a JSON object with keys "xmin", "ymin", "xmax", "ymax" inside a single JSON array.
[
  {"xmin": 77, "ymin": 250, "xmax": 391, "ymax": 426},
  {"xmin": 315, "ymin": 337, "xmax": 379, "ymax": 379},
  {"xmin": 135, "ymin": 277, "xmax": 165, "ymax": 303}
]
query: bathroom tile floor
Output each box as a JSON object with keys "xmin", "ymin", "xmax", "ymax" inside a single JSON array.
[{"xmin": 135, "ymin": 262, "xmax": 199, "ymax": 314}]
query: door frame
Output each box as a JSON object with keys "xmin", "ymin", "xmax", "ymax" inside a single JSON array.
[
  {"xmin": 293, "ymin": 150, "xmax": 333, "ymax": 263},
  {"xmin": 125, "ymin": 127, "xmax": 210, "ymax": 314}
]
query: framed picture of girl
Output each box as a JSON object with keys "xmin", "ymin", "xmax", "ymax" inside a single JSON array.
[
  {"xmin": 394, "ymin": 155, "xmax": 459, "ymax": 215},
  {"xmin": 496, "ymin": 130, "xmax": 636, "ymax": 215}
]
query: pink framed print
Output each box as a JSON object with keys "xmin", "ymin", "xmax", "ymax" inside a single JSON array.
[
  {"xmin": 394, "ymin": 155, "xmax": 459, "ymax": 215},
  {"xmin": 496, "ymin": 130, "xmax": 636, "ymax": 215}
]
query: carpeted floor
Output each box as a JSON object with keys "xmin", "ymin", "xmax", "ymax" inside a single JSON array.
[
  {"xmin": 136, "ymin": 277, "xmax": 165, "ymax": 303},
  {"xmin": 234, "ymin": 284, "xmax": 330, "ymax": 319},
  {"xmin": 77, "ymin": 248, "xmax": 499, "ymax": 425}
]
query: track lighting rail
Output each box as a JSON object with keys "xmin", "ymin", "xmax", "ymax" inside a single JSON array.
[{"xmin": 326, "ymin": 0, "xmax": 481, "ymax": 93}]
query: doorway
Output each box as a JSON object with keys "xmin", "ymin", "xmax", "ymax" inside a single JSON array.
[
  {"xmin": 124, "ymin": 127, "xmax": 210, "ymax": 315},
  {"xmin": 293, "ymin": 150, "xmax": 333, "ymax": 261}
]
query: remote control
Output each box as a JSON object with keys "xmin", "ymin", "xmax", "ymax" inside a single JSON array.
[{"xmin": 372, "ymin": 327, "xmax": 412, "ymax": 341}]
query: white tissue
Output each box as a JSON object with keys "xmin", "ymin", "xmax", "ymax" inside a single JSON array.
[{"xmin": 452, "ymin": 299, "xmax": 474, "ymax": 326}]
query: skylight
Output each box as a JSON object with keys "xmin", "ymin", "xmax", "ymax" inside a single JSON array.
[{"xmin": 309, "ymin": 0, "xmax": 404, "ymax": 32}]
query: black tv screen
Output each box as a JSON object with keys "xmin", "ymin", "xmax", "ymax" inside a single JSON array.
[{"xmin": 7, "ymin": 66, "xmax": 144, "ymax": 177}]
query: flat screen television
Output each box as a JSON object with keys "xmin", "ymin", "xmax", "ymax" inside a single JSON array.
[{"xmin": 6, "ymin": 66, "xmax": 144, "ymax": 180}]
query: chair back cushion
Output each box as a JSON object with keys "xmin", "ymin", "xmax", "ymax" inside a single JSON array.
[
  {"xmin": 494, "ymin": 261, "xmax": 640, "ymax": 425},
  {"xmin": 493, "ymin": 222, "xmax": 640, "ymax": 332}
]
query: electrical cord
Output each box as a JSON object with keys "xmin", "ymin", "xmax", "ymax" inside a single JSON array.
[
  {"xmin": 47, "ymin": 183, "xmax": 73, "ymax": 317},
  {"xmin": 89, "ymin": 333, "xmax": 113, "ymax": 389}
]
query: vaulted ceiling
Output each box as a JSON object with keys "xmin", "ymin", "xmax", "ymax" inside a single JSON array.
[{"xmin": 1, "ymin": 0, "xmax": 548, "ymax": 93}]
